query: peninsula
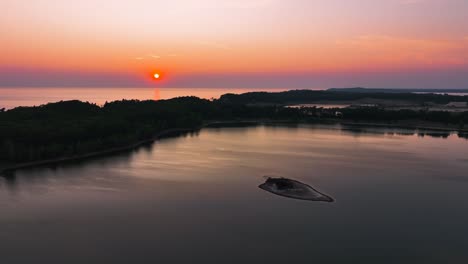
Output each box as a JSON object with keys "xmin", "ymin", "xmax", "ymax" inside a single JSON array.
[{"xmin": 1, "ymin": 89, "xmax": 468, "ymax": 174}]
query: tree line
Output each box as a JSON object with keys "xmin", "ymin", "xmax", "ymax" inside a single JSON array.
[{"xmin": 1, "ymin": 91, "xmax": 467, "ymax": 163}]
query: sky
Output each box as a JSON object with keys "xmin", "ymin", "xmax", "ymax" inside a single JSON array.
[{"xmin": 1, "ymin": 0, "xmax": 468, "ymax": 88}]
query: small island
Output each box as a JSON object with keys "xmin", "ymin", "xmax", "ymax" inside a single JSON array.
[{"xmin": 259, "ymin": 177, "xmax": 334, "ymax": 202}]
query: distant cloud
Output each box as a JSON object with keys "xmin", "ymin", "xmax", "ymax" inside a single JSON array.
[{"xmin": 134, "ymin": 54, "xmax": 173, "ymax": 60}]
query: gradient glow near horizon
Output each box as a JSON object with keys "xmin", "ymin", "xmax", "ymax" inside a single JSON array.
[{"xmin": 1, "ymin": 0, "xmax": 468, "ymax": 88}]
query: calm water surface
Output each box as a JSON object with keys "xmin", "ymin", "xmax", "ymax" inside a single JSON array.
[{"xmin": 1, "ymin": 124, "xmax": 468, "ymax": 263}]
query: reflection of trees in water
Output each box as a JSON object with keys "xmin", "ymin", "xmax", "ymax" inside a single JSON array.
[
  {"xmin": 1, "ymin": 171, "xmax": 17, "ymax": 193},
  {"xmin": 424, "ymin": 132, "xmax": 450, "ymax": 138},
  {"xmin": 340, "ymin": 124, "xmax": 454, "ymax": 139},
  {"xmin": 0, "ymin": 129, "xmax": 199, "ymax": 192},
  {"xmin": 2, "ymin": 124, "xmax": 466, "ymax": 193},
  {"xmin": 396, "ymin": 132, "xmax": 415, "ymax": 136},
  {"xmin": 158, "ymin": 129, "xmax": 199, "ymax": 139},
  {"xmin": 2, "ymin": 142, "xmax": 139, "ymax": 193},
  {"xmin": 0, "ymin": 151, "xmax": 133, "ymax": 193}
]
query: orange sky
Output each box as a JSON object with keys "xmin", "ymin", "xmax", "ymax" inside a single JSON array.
[{"xmin": 1, "ymin": 0, "xmax": 468, "ymax": 87}]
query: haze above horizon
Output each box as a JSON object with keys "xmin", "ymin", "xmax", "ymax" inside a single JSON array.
[{"xmin": 1, "ymin": 0, "xmax": 468, "ymax": 88}]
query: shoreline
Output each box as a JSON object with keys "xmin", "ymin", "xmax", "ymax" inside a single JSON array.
[
  {"xmin": 1, "ymin": 119, "xmax": 467, "ymax": 175},
  {"xmin": 0, "ymin": 120, "xmax": 263, "ymax": 175},
  {"xmin": 334, "ymin": 120, "xmax": 468, "ymax": 133},
  {"xmin": 0, "ymin": 127, "xmax": 198, "ymax": 176}
]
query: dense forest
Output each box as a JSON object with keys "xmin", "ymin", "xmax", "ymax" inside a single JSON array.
[
  {"xmin": 1, "ymin": 90, "xmax": 468, "ymax": 165},
  {"xmin": 0, "ymin": 97, "xmax": 299, "ymax": 163}
]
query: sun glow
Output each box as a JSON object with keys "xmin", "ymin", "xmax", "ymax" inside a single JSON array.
[{"xmin": 153, "ymin": 73, "xmax": 160, "ymax": 79}]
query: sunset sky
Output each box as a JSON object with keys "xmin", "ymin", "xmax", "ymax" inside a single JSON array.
[{"xmin": 1, "ymin": 0, "xmax": 468, "ymax": 88}]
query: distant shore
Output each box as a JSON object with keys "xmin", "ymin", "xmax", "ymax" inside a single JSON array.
[{"xmin": 1, "ymin": 119, "xmax": 466, "ymax": 176}]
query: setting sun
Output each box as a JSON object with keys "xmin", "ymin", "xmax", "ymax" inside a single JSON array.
[{"xmin": 3, "ymin": 1, "xmax": 468, "ymax": 262}]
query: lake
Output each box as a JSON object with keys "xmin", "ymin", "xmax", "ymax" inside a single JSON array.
[
  {"xmin": 0, "ymin": 87, "xmax": 293, "ymax": 109},
  {"xmin": 1, "ymin": 124, "xmax": 468, "ymax": 263}
]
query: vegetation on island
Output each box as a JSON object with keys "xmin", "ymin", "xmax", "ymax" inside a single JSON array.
[{"xmin": 1, "ymin": 90, "xmax": 468, "ymax": 166}]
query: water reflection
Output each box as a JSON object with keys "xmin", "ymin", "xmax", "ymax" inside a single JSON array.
[
  {"xmin": 154, "ymin": 88, "xmax": 160, "ymax": 101},
  {"xmin": 1, "ymin": 124, "xmax": 468, "ymax": 263},
  {"xmin": 1, "ymin": 130, "xmax": 199, "ymax": 192},
  {"xmin": 338, "ymin": 124, "xmax": 457, "ymax": 139},
  {"xmin": 1, "ymin": 123, "xmax": 466, "ymax": 194},
  {"xmin": 458, "ymin": 132, "xmax": 468, "ymax": 139}
]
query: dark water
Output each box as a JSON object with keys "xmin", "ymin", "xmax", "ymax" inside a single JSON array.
[{"xmin": 1, "ymin": 124, "xmax": 468, "ymax": 263}]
